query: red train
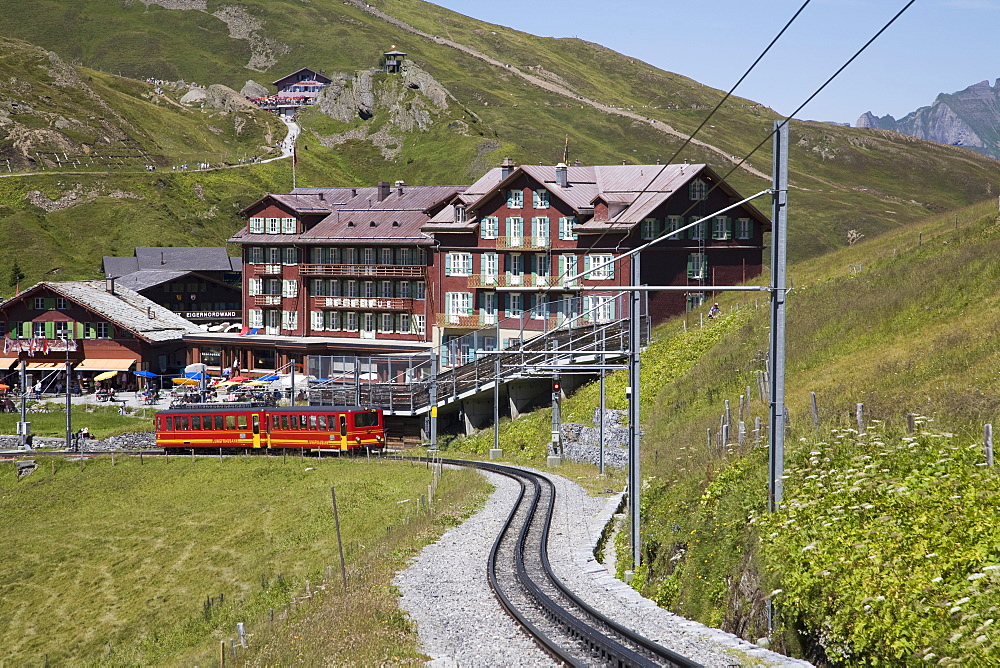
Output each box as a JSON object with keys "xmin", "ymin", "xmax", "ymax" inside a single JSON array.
[{"xmin": 155, "ymin": 404, "xmax": 385, "ymax": 454}]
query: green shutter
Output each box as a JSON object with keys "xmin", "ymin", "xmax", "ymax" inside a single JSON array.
[
  {"xmin": 44, "ymin": 322, "xmax": 54, "ymax": 338},
  {"xmin": 583, "ymin": 256, "xmax": 591, "ymax": 277},
  {"xmin": 108, "ymin": 324, "xmax": 116, "ymax": 339},
  {"xmin": 444, "ymin": 254, "xmax": 453, "ymax": 276},
  {"xmin": 74, "ymin": 322, "xmax": 84, "ymax": 339},
  {"xmin": 725, "ymin": 217, "xmax": 733, "ymax": 239},
  {"xmin": 21, "ymin": 322, "xmax": 30, "ymax": 338},
  {"xmin": 85, "ymin": 323, "xmax": 96, "ymax": 339}
]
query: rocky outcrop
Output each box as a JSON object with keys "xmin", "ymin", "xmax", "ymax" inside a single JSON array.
[
  {"xmin": 856, "ymin": 79, "xmax": 1000, "ymax": 160},
  {"xmin": 241, "ymin": 80, "xmax": 269, "ymax": 97},
  {"xmin": 314, "ymin": 61, "xmax": 456, "ymax": 159},
  {"xmin": 203, "ymin": 84, "xmax": 256, "ymax": 112},
  {"xmin": 179, "ymin": 87, "xmax": 207, "ymax": 105}
]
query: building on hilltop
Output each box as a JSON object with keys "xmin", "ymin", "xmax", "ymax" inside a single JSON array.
[
  {"xmin": 247, "ymin": 67, "xmax": 333, "ymax": 116},
  {"xmin": 102, "ymin": 247, "xmax": 242, "ymax": 328},
  {"xmin": 0, "ymin": 280, "xmax": 202, "ymax": 391},
  {"xmin": 183, "ymin": 161, "xmax": 770, "ymax": 375}
]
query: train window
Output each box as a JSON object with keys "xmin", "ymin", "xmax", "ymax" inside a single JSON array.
[
  {"xmin": 191, "ymin": 416, "xmax": 202, "ymax": 430},
  {"xmin": 178, "ymin": 416, "xmax": 189, "ymax": 430},
  {"xmin": 299, "ymin": 415, "xmax": 309, "ymax": 429},
  {"xmin": 215, "ymin": 415, "xmax": 224, "ymax": 430},
  {"xmin": 281, "ymin": 415, "xmax": 289, "ymax": 430},
  {"xmin": 318, "ymin": 415, "xmax": 327, "ymax": 430},
  {"xmin": 252, "ymin": 414, "xmax": 260, "ymax": 435},
  {"xmin": 238, "ymin": 415, "xmax": 248, "ymax": 429},
  {"xmin": 339, "ymin": 414, "xmax": 347, "ymax": 436},
  {"xmin": 288, "ymin": 415, "xmax": 297, "ymax": 430},
  {"xmin": 354, "ymin": 411, "xmax": 379, "ymax": 428},
  {"xmin": 226, "ymin": 415, "xmax": 236, "ymax": 430},
  {"xmin": 165, "ymin": 416, "xmax": 173, "ymax": 430},
  {"xmin": 203, "ymin": 415, "xmax": 213, "ymax": 430},
  {"xmin": 309, "ymin": 415, "xmax": 317, "ymax": 430}
]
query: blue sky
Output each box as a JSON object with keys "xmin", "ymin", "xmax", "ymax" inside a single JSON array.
[{"xmin": 429, "ymin": 0, "xmax": 998, "ymax": 124}]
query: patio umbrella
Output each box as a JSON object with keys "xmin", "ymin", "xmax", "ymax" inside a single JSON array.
[
  {"xmin": 94, "ymin": 370, "xmax": 118, "ymax": 382},
  {"xmin": 256, "ymin": 374, "xmax": 280, "ymax": 382},
  {"xmin": 172, "ymin": 377, "xmax": 199, "ymax": 386},
  {"xmin": 0, "ymin": 384, "xmax": 9, "ymax": 390},
  {"xmin": 184, "ymin": 371, "xmax": 207, "ymax": 380},
  {"xmin": 133, "ymin": 370, "xmax": 158, "ymax": 378},
  {"xmin": 231, "ymin": 375, "xmax": 250, "ymax": 382}
]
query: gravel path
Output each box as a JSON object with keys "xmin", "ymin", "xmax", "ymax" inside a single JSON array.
[{"xmin": 395, "ymin": 467, "xmax": 812, "ymax": 667}]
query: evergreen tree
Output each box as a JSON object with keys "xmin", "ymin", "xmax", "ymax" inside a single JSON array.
[{"xmin": 8, "ymin": 262, "xmax": 24, "ymax": 289}]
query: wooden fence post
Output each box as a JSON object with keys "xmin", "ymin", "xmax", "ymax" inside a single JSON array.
[
  {"xmin": 856, "ymin": 403, "xmax": 865, "ymax": 435},
  {"xmin": 810, "ymin": 392, "xmax": 819, "ymax": 430},
  {"xmin": 907, "ymin": 413, "xmax": 916, "ymax": 434}
]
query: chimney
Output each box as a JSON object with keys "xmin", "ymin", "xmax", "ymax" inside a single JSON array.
[
  {"xmin": 395, "ymin": 180, "xmax": 406, "ymax": 196},
  {"xmin": 160, "ymin": 251, "xmax": 165, "ymax": 265},
  {"xmin": 555, "ymin": 162, "xmax": 568, "ymax": 188},
  {"xmin": 377, "ymin": 181, "xmax": 390, "ymax": 201},
  {"xmin": 106, "ymin": 277, "xmax": 116, "ymax": 295},
  {"xmin": 500, "ymin": 157, "xmax": 515, "ymax": 179},
  {"xmin": 318, "ymin": 192, "xmax": 325, "ymax": 201}
]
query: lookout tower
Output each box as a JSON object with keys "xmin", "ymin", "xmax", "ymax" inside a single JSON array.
[{"xmin": 383, "ymin": 47, "xmax": 407, "ymax": 74}]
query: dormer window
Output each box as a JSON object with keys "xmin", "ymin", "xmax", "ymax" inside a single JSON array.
[
  {"xmin": 689, "ymin": 179, "xmax": 708, "ymax": 201},
  {"xmin": 455, "ymin": 204, "xmax": 467, "ymax": 223}
]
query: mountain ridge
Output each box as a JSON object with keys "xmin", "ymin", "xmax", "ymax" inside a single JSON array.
[{"xmin": 857, "ymin": 78, "xmax": 1000, "ymax": 159}]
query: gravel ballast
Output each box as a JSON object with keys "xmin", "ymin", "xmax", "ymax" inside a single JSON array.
[{"xmin": 395, "ymin": 467, "xmax": 813, "ymax": 667}]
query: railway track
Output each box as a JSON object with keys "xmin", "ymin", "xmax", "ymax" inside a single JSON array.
[{"xmin": 437, "ymin": 458, "xmax": 701, "ymax": 668}]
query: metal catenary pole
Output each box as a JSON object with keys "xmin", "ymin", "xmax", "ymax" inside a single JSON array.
[
  {"xmin": 628, "ymin": 252, "xmax": 642, "ymax": 569},
  {"xmin": 64, "ymin": 338, "xmax": 72, "ymax": 451},
  {"xmin": 428, "ymin": 351, "xmax": 438, "ymax": 449},
  {"xmin": 768, "ymin": 120, "xmax": 789, "ymax": 513}
]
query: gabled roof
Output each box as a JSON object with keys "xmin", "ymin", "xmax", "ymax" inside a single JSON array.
[
  {"xmin": 272, "ymin": 68, "xmax": 333, "ymax": 87},
  {"xmin": 461, "ymin": 163, "xmax": 771, "ymax": 233},
  {"xmin": 1, "ymin": 281, "xmax": 203, "ymax": 343},
  {"xmin": 230, "ymin": 185, "xmax": 466, "ymax": 245},
  {"xmin": 238, "ymin": 193, "xmax": 336, "ymax": 217}
]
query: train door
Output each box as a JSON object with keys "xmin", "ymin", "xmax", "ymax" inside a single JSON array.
[
  {"xmin": 252, "ymin": 413, "xmax": 262, "ymax": 448},
  {"xmin": 339, "ymin": 414, "xmax": 348, "ymax": 451}
]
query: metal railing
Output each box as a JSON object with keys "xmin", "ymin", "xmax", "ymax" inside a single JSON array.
[{"xmin": 299, "ymin": 264, "xmax": 426, "ymax": 278}]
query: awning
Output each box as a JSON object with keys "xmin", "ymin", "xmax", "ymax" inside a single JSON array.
[
  {"xmin": 25, "ymin": 362, "xmax": 64, "ymax": 371},
  {"xmin": 0, "ymin": 357, "xmax": 18, "ymax": 370},
  {"xmin": 75, "ymin": 358, "xmax": 136, "ymax": 372}
]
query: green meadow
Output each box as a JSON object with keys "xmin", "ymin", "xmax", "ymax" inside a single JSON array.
[{"xmin": 0, "ymin": 454, "xmax": 489, "ymax": 665}]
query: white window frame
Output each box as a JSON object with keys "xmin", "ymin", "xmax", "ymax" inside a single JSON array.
[
  {"xmin": 558, "ymin": 216, "xmax": 578, "ymax": 241},
  {"xmin": 248, "ymin": 246, "xmax": 264, "ymax": 264},
  {"xmin": 736, "ymin": 218, "xmax": 753, "ymax": 239},
  {"xmin": 640, "ymin": 218, "xmax": 658, "ymax": 240},
  {"xmin": 481, "ymin": 252, "xmax": 498, "ymax": 284},
  {"xmin": 282, "ymin": 279, "xmax": 298, "ymax": 298},
  {"xmin": 380, "ymin": 248, "xmax": 393, "ymax": 265},
  {"xmin": 507, "ymin": 253, "xmax": 524, "ymax": 285},
  {"xmin": 310, "ymin": 310, "xmax": 324, "ymax": 331},
  {"xmin": 282, "ymin": 217, "xmax": 296, "ymax": 234},
  {"xmin": 397, "ymin": 313, "xmax": 411, "ymax": 334},
  {"xmin": 559, "ymin": 254, "xmax": 578, "ymax": 287},
  {"xmin": 266, "ymin": 247, "xmax": 281, "ymax": 264},
  {"xmin": 481, "ymin": 291, "xmax": 497, "ymax": 324},
  {"xmin": 413, "ymin": 314, "xmax": 426, "ymax": 335},
  {"xmin": 281, "ymin": 310, "xmax": 298, "ymax": 331},
  {"xmin": 666, "ymin": 215, "xmax": 683, "ymax": 239},
  {"xmin": 532, "ymin": 217, "xmax": 550, "ymax": 247},
  {"xmin": 445, "ymin": 252, "xmax": 473, "ymax": 277},
  {"xmin": 248, "ymin": 278, "xmax": 262, "ymax": 296},
  {"xmin": 249, "ymin": 309, "xmax": 264, "ymax": 328},
  {"xmin": 96, "ymin": 322, "xmax": 110, "ymax": 339},
  {"xmin": 346, "ymin": 312, "xmax": 359, "ymax": 332},
  {"xmin": 380, "ymin": 312, "xmax": 394, "ymax": 332},
  {"xmin": 415, "ymin": 281, "xmax": 426, "ymax": 299},
  {"xmin": 283, "ymin": 247, "xmax": 297, "ymax": 265},
  {"xmin": 689, "ymin": 179, "xmax": 708, "ymax": 201},
  {"xmin": 266, "ymin": 217, "xmax": 281, "ymax": 234},
  {"xmin": 480, "ymin": 216, "xmax": 499, "ymax": 240},
  {"xmin": 249, "ymin": 217, "xmax": 265, "ymax": 233},
  {"xmin": 507, "ymin": 293, "xmax": 523, "ymax": 317},
  {"xmin": 507, "ymin": 217, "xmax": 523, "ymax": 244},
  {"xmin": 532, "ymin": 189, "xmax": 549, "ymax": 209},
  {"xmin": 712, "ymin": 216, "xmax": 732, "ymax": 241},
  {"xmin": 507, "ymin": 189, "xmax": 523, "ymax": 209},
  {"xmin": 586, "ymin": 254, "xmax": 615, "ymax": 280}
]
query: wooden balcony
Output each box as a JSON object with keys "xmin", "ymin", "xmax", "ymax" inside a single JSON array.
[
  {"xmin": 299, "ymin": 264, "xmax": 426, "ymax": 278},
  {"xmin": 252, "ymin": 294, "xmax": 283, "ymax": 306},
  {"xmin": 494, "ymin": 236, "xmax": 550, "ymax": 250},
  {"xmin": 310, "ymin": 296, "xmax": 414, "ymax": 311},
  {"xmin": 467, "ymin": 274, "xmax": 572, "ymax": 288},
  {"xmin": 434, "ymin": 313, "xmax": 480, "ymax": 329},
  {"xmin": 250, "ymin": 264, "xmax": 284, "ymax": 276}
]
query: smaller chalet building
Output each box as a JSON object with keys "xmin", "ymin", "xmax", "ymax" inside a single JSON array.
[
  {"xmin": 0, "ymin": 281, "xmax": 202, "ymax": 389},
  {"xmin": 102, "ymin": 247, "xmax": 242, "ymax": 327},
  {"xmin": 248, "ymin": 68, "xmax": 333, "ymax": 116},
  {"xmin": 186, "ymin": 161, "xmax": 770, "ymax": 374}
]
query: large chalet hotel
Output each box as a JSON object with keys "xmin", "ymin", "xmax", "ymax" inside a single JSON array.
[{"xmin": 184, "ymin": 160, "xmax": 770, "ymax": 373}]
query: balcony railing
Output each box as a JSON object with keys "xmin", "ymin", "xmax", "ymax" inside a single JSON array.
[
  {"xmin": 467, "ymin": 274, "xmax": 574, "ymax": 288},
  {"xmin": 250, "ymin": 264, "xmax": 284, "ymax": 276},
  {"xmin": 299, "ymin": 264, "xmax": 426, "ymax": 278},
  {"xmin": 252, "ymin": 295, "xmax": 283, "ymax": 306},
  {"xmin": 434, "ymin": 313, "xmax": 480, "ymax": 328},
  {"xmin": 310, "ymin": 296, "xmax": 414, "ymax": 311},
  {"xmin": 494, "ymin": 236, "xmax": 551, "ymax": 250}
]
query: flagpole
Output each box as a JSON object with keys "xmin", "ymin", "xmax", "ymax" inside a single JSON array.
[{"xmin": 292, "ymin": 144, "xmax": 297, "ymax": 190}]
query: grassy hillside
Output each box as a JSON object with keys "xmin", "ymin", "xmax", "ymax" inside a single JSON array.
[
  {"xmin": 0, "ymin": 454, "xmax": 489, "ymax": 665},
  {"xmin": 0, "ymin": 1, "xmax": 996, "ymax": 291}
]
